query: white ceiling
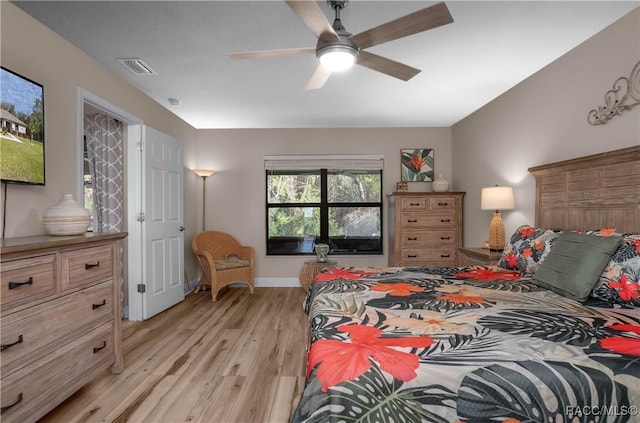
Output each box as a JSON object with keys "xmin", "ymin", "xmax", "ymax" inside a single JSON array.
[{"xmin": 12, "ymin": 1, "xmax": 639, "ymax": 129}]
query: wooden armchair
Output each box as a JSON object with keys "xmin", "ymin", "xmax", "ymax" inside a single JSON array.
[{"xmin": 192, "ymin": 231, "xmax": 255, "ymax": 302}]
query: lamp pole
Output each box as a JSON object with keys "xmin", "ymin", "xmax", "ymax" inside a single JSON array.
[{"xmin": 192, "ymin": 169, "xmax": 215, "ymax": 231}]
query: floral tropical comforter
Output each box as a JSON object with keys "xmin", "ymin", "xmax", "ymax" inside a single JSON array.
[{"xmin": 293, "ymin": 266, "xmax": 640, "ymax": 423}]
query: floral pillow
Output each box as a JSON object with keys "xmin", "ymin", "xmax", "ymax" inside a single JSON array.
[
  {"xmin": 498, "ymin": 226, "xmax": 618, "ymax": 274},
  {"xmin": 498, "ymin": 225, "xmax": 561, "ymax": 274},
  {"xmin": 591, "ymin": 233, "xmax": 640, "ymax": 307}
]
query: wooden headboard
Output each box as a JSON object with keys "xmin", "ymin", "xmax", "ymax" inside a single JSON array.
[{"xmin": 528, "ymin": 146, "xmax": 640, "ymax": 233}]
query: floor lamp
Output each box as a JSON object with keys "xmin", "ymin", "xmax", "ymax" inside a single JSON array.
[{"xmin": 192, "ymin": 169, "xmax": 215, "ymax": 231}]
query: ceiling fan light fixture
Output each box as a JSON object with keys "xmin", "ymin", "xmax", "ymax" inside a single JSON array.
[{"xmin": 317, "ymin": 45, "xmax": 358, "ymax": 72}]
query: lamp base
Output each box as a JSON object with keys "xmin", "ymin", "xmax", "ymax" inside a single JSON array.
[{"xmin": 488, "ymin": 211, "xmax": 506, "ymax": 251}]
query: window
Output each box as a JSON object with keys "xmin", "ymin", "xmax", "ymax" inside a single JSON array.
[{"xmin": 265, "ymin": 156, "xmax": 383, "ymax": 256}]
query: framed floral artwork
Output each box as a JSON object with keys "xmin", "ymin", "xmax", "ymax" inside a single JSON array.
[{"xmin": 401, "ymin": 149, "xmax": 434, "ymax": 182}]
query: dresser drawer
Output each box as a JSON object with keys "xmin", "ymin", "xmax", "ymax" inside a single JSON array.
[
  {"xmin": 400, "ymin": 197, "xmax": 427, "ymax": 211},
  {"xmin": 428, "ymin": 196, "xmax": 457, "ymax": 211},
  {"xmin": 0, "ymin": 322, "xmax": 114, "ymax": 423},
  {"xmin": 1, "ymin": 255, "xmax": 56, "ymax": 311},
  {"xmin": 400, "ymin": 248, "xmax": 457, "ymax": 264},
  {"xmin": 401, "ymin": 230, "xmax": 457, "ymax": 248},
  {"xmin": 61, "ymin": 244, "xmax": 113, "ymax": 290},
  {"xmin": 401, "ymin": 214, "xmax": 456, "ymax": 229},
  {"xmin": 1, "ymin": 281, "xmax": 113, "ymax": 376}
]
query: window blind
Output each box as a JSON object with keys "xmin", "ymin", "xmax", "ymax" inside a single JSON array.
[{"xmin": 264, "ymin": 154, "xmax": 384, "ymax": 171}]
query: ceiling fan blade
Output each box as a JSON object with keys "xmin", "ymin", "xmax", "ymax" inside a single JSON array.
[
  {"xmin": 306, "ymin": 65, "xmax": 332, "ymax": 90},
  {"xmin": 351, "ymin": 2, "xmax": 453, "ymax": 50},
  {"xmin": 229, "ymin": 47, "xmax": 315, "ymax": 60},
  {"xmin": 357, "ymin": 51, "xmax": 420, "ymax": 81},
  {"xmin": 284, "ymin": 0, "xmax": 339, "ymax": 42}
]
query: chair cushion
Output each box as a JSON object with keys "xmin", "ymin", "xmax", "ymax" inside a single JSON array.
[{"xmin": 215, "ymin": 259, "xmax": 250, "ymax": 270}]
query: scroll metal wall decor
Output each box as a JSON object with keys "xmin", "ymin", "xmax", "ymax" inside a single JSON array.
[{"xmin": 588, "ymin": 60, "xmax": 640, "ymax": 125}]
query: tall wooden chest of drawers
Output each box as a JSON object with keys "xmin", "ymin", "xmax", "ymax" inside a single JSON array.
[
  {"xmin": 1, "ymin": 232, "xmax": 127, "ymax": 423},
  {"xmin": 388, "ymin": 192, "xmax": 464, "ymax": 266}
]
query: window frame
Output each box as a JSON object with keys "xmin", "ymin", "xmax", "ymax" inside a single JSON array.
[{"xmin": 265, "ymin": 168, "xmax": 383, "ymax": 256}]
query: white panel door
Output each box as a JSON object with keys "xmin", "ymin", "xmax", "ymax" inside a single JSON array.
[{"xmin": 142, "ymin": 126, "xmax": 185, "ymax": 319}]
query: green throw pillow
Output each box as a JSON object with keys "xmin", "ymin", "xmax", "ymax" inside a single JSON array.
[{"xmin": 532, "ymin": 231, "xmax": 622, "ymax": 302}]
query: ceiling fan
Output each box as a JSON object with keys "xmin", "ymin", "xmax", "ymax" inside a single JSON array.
[{"xmin": 229, "ymin": 1, "xmax": 453, "ymax": 90}]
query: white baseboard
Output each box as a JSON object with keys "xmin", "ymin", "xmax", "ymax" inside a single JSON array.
[
  {"xmin": 255, "ymin": 277, "xmax": 300, "ymax": 287},
  {"xmin": 184, "ymin": 278, "xmax": 200, "ymax": 294},
  {"xmin": 186, "ymin": 277, "xmax": 301, "ymax": 292}
]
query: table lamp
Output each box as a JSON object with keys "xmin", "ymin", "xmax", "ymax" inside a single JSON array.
[{"xmin": 481, "ymin": 186, "xmax": 515, "ymax": 251}]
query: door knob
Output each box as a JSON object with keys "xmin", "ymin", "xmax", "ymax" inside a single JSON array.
[{"xmin": 179, "ymin": 226, "xmax": 185, "ymax": 232}]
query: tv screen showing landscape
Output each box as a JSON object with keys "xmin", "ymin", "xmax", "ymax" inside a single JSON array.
[{"xmin": 1, "ymin": 67, "xmax": 45, "ymax": 185}]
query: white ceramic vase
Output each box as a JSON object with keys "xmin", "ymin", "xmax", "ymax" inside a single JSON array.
[
  {"xmin": 43, "ymin": 194, "xmax": 91, "ymax": 236},
  {"xmin": 432, "ymin": 174, "xmax": 450, "ymax": 192}
]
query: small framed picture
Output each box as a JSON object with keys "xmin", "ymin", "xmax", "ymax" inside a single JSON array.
[
  {"xmin": 401, "ymin": 148, "xmax": 434, "ymax": 182},
  {"xmin": 396, "ymin": 181, "xmax": 408, "ymax": 192}
]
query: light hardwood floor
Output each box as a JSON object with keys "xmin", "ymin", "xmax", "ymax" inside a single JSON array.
[{"xmin": 40, "ymin": 287, "xmax": 308, "ymax": 423}]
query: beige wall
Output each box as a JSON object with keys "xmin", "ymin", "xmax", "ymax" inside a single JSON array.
[
  {"xmin": 4, "ymin": 2, "xmax": 638, "ymax": 286},
  {"xmin": 193, "ymin": 127, "xmax": 452, "ymax": 279},
  {"xmin": 452, "ymin": 7, "xmax": 640, "ymax": 248},
  {"xmin": 1, "ymin": 3, "xmax": 201, "ymax": 279}
]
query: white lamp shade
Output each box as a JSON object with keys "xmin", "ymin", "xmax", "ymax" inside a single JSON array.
[
  {"xmin": 481, "ymin": 186, "xmax": 515, "ymax": 211},
  {"xmin": 193, "ymin": 169, "xmax": 216, "ymax": 178}
]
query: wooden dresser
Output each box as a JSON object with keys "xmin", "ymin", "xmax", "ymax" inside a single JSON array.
[
  {"xmin": 388, "ymin": 192, "xmax": 464, "ymax": 266},
  {"xmin": 1, "ymin": 232, "xmax": 127, "ymax": 423}
]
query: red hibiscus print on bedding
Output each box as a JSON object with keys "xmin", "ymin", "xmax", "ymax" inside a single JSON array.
[
  {"xmin": 314, "ymin": 268, "xmax": 370, "ymax": 282},
  {"xmin": 370, "ymin": 282, "xmax": 424, "ymax": 296},
  {"xmin": 519, "ymin": 227, "xmax": 535, "ymax": 238},
  {"xmin": 307, "ymin": 324, "xmax": 434, "ymax": 392},
  {"xmin": 608, "ymin": 275, "xmax": 640, "ymax": 301},
  {"xmin": 503, "ymin": 252, "xmax": 518, "ymax": 268},
  {"xmin": 454, "ymin": 268, "xmax": 521, "ymax": 281},
  {"xmin": 599, "ymin": 324, "xmax": 640, "ymax": 356}
]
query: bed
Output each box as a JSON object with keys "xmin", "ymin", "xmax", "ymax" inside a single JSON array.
[{"xmin": 293, "ymin": 146, "xmax": 640, "ymax": 423}]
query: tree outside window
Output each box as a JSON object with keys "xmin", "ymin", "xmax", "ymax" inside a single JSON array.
[{"xmin": 266, "ymin": 168, "xmax": 382, "ymax": 255}]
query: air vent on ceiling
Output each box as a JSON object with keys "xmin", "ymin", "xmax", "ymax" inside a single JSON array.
[{"xmin": 117, "ymin": 58, "xmax": 158, "ymax": 75}]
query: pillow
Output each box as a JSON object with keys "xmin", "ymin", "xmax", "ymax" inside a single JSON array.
[
  {"xmin": 498, "ymin": 225, "xmax": 561, "ymax": 274},
  {"xmin": 591, "ymin": 233, "xmax": 640, "ymax": 307},
  {"xmin": 532, "ymin": 231, "xmax": 622, "ymax": 302}
]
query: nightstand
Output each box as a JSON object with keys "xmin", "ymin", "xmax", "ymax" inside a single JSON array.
[
  {"xmin": 299, "ymin": 260, "xmax": 338, "ymax": 291},
  {"xmin": 458, "ymin": 247, "xmax": 502, "ymax": 266}
]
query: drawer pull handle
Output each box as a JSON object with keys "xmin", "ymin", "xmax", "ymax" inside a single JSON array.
[
  {"xmin": 441, "ymin": 219, "xmax": 451, "ymax": 223},
  {"xmin": 92, "ymin": 299, "xmax": 107, "ymax": 310},
  {"xmin": 438, "ymin": 202, "xmax": 448, "ymax": 206},
  {"xmin": 1, "ymin": 335, "xmax": 24, "ymax": 351},
  {"xmin": 441, "ymin": 236, "xmax": 451, "ymax": 240},
  {"xmin": 85, "ymin": 261, "xmax": 100, "ymax": 270},
  {"xmin": 441, "ymin": 254, "xmax": 451, "ymax": 258},
  {"xmin": 8, "ymin": 277, "xmax": 33, "ymax": 290},
  {"xmin": 407, "ymin": 219, "xmax": 418, "ymax": 223},
  {"xmin": 409, "ymin": 202, "xmax": 420, "ymax": 206},
  {"xmin": 93, "ymin": 341, "xmax": 107, "ymax": 354},
  {"xmin": 1, "ymin": 393, "xmax": 23, "ymax": 414},
  {"xmin": 407, "ymin": 254, "xmax": 417, "ymax": 258},
  {"xmin": 408, "ymin": 237, "xmax": 418, "ymax": 241}
]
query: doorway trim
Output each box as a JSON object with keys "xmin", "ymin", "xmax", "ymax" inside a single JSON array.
[{"xmin": 77, "ymin": 88, "xmax": 143, "ymax": 320}]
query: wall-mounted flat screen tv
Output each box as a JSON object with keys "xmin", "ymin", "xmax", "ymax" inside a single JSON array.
[{"xmin": 1, "ymin": 67, "xmax": 45, "ymax": 185}]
